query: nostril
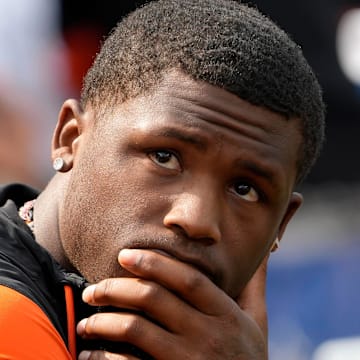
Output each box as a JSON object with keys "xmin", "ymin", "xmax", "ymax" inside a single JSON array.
[
  {"xmin": 164, "ymin": 222, "xmax": 218, "ymax": 245},
  {"xmin": 164, "ymin": 222, "xmax": 188, "ymax": 237}
]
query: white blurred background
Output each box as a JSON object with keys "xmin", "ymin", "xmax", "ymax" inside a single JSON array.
[{"xmin": 1, "ymin": 1, "xmax": 359, "ymax": 359}]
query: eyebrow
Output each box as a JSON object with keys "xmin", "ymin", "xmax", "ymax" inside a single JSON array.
[
  {"xmin": 152, "ymin": 127, "xmax": 208, "ymax": 151},
  {"xmin": 236, "ymin": 159, "xmax": 276, "ymax": 184},
  {"xmin": 149, "ymin": 127, "xmax": 277, "ymax": 185}
]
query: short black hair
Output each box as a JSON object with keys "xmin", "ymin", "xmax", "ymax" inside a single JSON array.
[{"xmin": 81, "ymin": 0, "xmax": 325, "ymax": 184}]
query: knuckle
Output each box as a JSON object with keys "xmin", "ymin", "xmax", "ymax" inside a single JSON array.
[
  {"xmin": 224, "ymin": 307, "xmax": 240, "ymax": 326},
  {"xmin": 84, "ymin": 314, "xmax": 100, "ymax": 335},
  {"xmin": 138, "ymin": 251, "xmax": 157, "ymax": 271},
  {"xmin": 138, "ymin": 281, "xmax": 162, "ymax": 303},
  {"xmin": 182, "ymin": 270, "xmax": 204, "ymax": 292},
  {"xmin": 98, "ymin": 278, "xmax": 116, "ymax": 300},
  {"xmin": 122, "ymin": 315, "xmax": 143, "ymax": 342},
  {"xmin": 206, "ymin": 333, "xmax": 224, "ymax": 356}
]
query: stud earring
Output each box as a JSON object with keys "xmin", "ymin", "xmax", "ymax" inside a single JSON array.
[
  {"xmin": 53, "ymin": 157, "xmax": 65, "ymax": 171},
  {"xmin": 271, "ymin": 237, "xmax": 280, "ymax": 252}
]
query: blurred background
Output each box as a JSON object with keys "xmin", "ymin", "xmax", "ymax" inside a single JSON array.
[{"xmin": 0, "ymin": 1, "xmax": 359, "ymax": 359}]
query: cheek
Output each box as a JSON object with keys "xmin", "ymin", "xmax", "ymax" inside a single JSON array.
[
  {"xmin": 59, "ymin": 157, "xmax": 170, "ymax": 277},
  {"xmin": 223, "ymin": 214, "xmax": 277, "ymax": 296}
]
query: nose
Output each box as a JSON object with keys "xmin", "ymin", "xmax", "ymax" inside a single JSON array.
[{"xmin": 163, "ymin": 190, "xmax": 221, "ymax": 244}]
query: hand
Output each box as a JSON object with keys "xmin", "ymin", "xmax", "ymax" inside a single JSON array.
[
  {"xmin": 77, "ymin": 249, "xmax": 269, "ymax": 360},
  {"xmin": 236, "ymin": 254, "xmax": 269, "ymax": 358}
]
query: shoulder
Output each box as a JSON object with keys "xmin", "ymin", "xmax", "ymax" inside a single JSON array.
[
  {"xmin": 0, "ymin": 182, "xmax": 38, "ymax": 235},
  {"xmin": 0, "ymin": 285, "xmax": 73, "ymax": 359},
  {"xmin": 0, "ymin": 191, "xmax": 70, "ymax": 347},
  {"xmin": 0, "ymin": 183, "xmax": 39, "ymax": 207}
]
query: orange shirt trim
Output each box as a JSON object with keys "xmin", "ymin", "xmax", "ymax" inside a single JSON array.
[{"xmin": 0, "ymin": 285, "xmax": 72, "ymax": 360}]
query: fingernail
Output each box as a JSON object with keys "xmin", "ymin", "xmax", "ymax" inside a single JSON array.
[
  {"xmin": 76, "ymin": 318, "xmax": 88, "ymax": 336},
  {"xmin": 82, "ymin": 284, "xmax": 96, "ymax": 302},
  {"xmin": 78, "ymin": 350, "xmax": 91, "ymax": 360},
  {"xmin": 118, "ymin": 248, "xmax": 141, "ymax": 266}
]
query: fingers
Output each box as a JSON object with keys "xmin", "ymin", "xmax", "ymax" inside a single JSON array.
[
  {"xmin": 77, "ymin": 297, "xmax": 266, "ymax": 360},
  {"xmin": 80, "ymin": 249, "xmax": 233, "ymax": 333},
  {"xmin": 78, "ymin": 249, "xmax": 268, "ymax": 359},
  {"xmin": 80, "ymin": 276, "xmax": 198, "ymax": 332},
  {"xmin": 77, "ymin": 312, "xmax": 170, "ymax": 358},
  {"xmin": 114, "ymin": 248, "xmax": 234, "ymax": 315},
  {"xmin": 236, "ymin": 254, "xmax": 269, "ymax": 338},
  {"xmin": 78, "ymin": 350, "xmax": 140, "ymax": 360}
]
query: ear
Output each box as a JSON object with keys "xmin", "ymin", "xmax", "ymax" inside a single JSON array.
[
  {"xmin": 51, "ymin": 99, "xmax": 87, "ymax": 172},
  {"xmin": 271, "ymin": 192, "xmax": 303, "ymax": 252}
]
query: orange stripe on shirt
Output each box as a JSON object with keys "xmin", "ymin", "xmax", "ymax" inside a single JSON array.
[{"xmin": 0, "ymin": 285, "xmax": 72, "ymax": 360}]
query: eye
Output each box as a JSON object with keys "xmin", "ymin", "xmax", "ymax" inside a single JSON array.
[
  {"xmin": 148, "ymin": 150, "xmax": 181, "ymax": 171},
  {"xmin": 232, "ymin": 181, "xmax": 259, "ymax": 202}
]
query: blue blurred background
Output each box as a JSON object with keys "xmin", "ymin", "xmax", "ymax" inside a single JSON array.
[
  {"xmin": 1, "ymin": 1, "xmax": 359, "ymax": 359},
  {"xmin": 268, "ymin": 184, "xmax": 360, "ymax": 359}
]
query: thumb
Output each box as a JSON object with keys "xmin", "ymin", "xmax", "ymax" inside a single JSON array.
[{"xmin": 236, "ymin": 254, "xmax": 269, "ymax": 339}]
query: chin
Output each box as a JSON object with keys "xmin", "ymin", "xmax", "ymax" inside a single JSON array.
[{"xmin": 88, "ymin": 266, "xmax": 134, "ymax": 284}]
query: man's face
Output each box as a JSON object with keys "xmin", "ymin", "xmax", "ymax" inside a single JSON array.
[{"xmin": 59, "ymin": 71, "xmax": 302, "ymax": 299}]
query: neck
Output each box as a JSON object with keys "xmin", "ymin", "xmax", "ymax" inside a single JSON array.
[{"xmin": 33, "ymin": 174, "xmax": 76, "ymax": 272}]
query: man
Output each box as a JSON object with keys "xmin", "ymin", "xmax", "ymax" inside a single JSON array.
[{"xmin": 0, "ymin": 0, "xmax": 325, "ymax": 359}]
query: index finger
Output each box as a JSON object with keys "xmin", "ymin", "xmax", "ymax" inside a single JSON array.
[
  {"xmin": 118, "ymin": 248, "xmax": 235, "ymax": 316},
  {"xmin": 236, "ymin": 254, "xmax": 269, "ymax": 338}
]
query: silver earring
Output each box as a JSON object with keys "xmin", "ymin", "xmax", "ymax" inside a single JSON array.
[
  {"xmin": 271, "ymin": 238, "xmax": 280, "ymax": 252},
  {"xmin": 53, "ymin": 157, "xmax": 65, "ymax": 171}
]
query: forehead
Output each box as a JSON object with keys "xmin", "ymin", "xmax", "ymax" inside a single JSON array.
[{"xmin": 101, "ymin": 71, "xmax": 302, "ymax": 186}]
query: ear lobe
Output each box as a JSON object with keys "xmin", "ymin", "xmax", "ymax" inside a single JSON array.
[
  {"xmin": 273, "ymin": 192, "xmax": 303, "ymax": 250},
  {"xmin": 51, "ymin": 99, "xmax": 85, "ymax": 172}
]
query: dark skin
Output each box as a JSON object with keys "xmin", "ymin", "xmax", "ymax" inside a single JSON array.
[{"xmin": 34, "ymin": 70, "xmax": 303, "ymax": 359}]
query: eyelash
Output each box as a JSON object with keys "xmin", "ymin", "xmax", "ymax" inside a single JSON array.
[
  {"xmin": 148, "ymin": 149, "xmax": 182, "ymax": 171},
  {"xmin": 230, "ymin": 180, "xmax": 261, "ymax": 203}
]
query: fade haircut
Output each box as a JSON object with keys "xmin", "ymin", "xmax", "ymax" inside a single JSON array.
[{"xmin": 81, "ymin": 0, "xmax": 325, "ymax": 184}]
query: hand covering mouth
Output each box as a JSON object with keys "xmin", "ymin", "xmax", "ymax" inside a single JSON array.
[{"xmin": 144, "ymin": 248, "xmax": 218, "ymax": 286}]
